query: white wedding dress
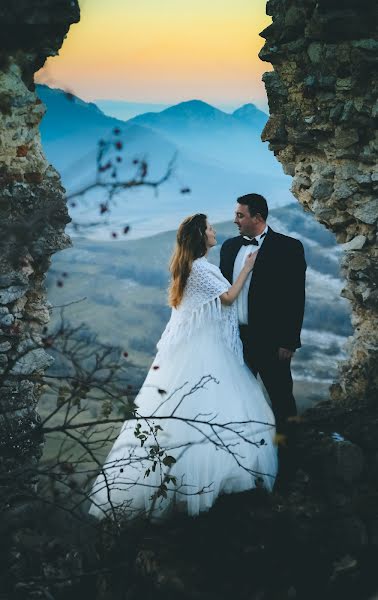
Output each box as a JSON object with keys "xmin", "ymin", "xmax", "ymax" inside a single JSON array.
[{"xmin": 88, "ymin": 257, "xmax": 278, "ymax": 522}]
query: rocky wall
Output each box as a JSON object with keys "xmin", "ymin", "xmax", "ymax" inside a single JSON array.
[
  {"xmin": 259, "ymin": 0, "xmax": 378, "ymax": 405},
  {"xmin": 0, "ymin": 0, "xmax": 80, "ymax": 512}
]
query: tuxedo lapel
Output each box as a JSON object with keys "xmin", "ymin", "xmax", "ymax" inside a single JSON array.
[
  {"xmin": 222, "ymin": 228, "xmax": 275, "ymax": 285},
  {"xmin": 253, "ymin": 227, "xmax": 274, "ymax": 267},
  {"xmin": 248, "ymin": 227, "xmax": 275, "ymax": 290}
]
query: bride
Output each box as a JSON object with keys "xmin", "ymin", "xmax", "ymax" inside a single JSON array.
[{"xmin": 88, "ymin": 214, "xmax": 278, "ymax": 521}]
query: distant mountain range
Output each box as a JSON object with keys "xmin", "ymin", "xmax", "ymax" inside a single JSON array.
[
  {"xmin": 128, "ymin": 99, "xmax": 267, "ymax": 134},
  {"xmin": 37, "ymin": 85, "xmax": 294, "ymax": 240},
  {"xmin": 127, "ymin": 100, "xmax": 269, "ymax": 171},
  {"xmin": 94, "ymin": 99, "xmax": 266, "ymax": 122}
]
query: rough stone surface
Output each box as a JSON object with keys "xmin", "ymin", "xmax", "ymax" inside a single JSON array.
[
  {"xmin": 260, "ymin": 0, "xmax": 378, "ymax": 406},
  {"xmin": 325, "ymin": 439, "xmax": 365, "ymax": 484},
  {"xmin": 0, "ymin": 0, "xmax": 79, "ymax": 513},
  {"xmin": 342, "ymin": 235, "xmax": 367, "ymax": 251},
  {"xmin": 0, "ymin": 286, "xmax": 27, "ymax": 304},
  {"xmin": 10, "ymin": 348, "xmax": 54, "ymax": 375}
]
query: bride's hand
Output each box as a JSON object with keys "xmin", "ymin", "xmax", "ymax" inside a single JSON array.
[{"xmin": 244, "ymin": 250, "xmax": 258, "ymax": 272}]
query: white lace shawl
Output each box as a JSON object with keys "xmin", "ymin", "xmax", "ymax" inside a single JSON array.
[{"xmin": 156, "ymin": 257, "xmax": 244, "ymax": 364}]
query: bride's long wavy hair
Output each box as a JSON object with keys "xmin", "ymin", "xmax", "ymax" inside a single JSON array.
[{"xmin": 168, "ymin": 213, "xmax": 208, "ymax": 308}]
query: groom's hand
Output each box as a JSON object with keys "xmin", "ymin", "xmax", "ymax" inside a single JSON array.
[{"xmin": 278, "ymin": 347, "xmax": 294, "ymax": 361}]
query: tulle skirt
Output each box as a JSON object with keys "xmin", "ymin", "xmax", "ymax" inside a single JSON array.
[{"xmin": 88, "ymin": 324, "xmax": 278, "ymax": 522}]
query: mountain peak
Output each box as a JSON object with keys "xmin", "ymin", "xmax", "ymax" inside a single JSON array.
[
  {"xmin": 162, "ymin": 99, "xmax": 224, "ymax": 118},
  {"xmin": 232, "ymin": 103, "xmax": 268, "ymax": 125},
  {"xmin": 128, "ymin": 99, "xmax": 229, "ymax": 130}
]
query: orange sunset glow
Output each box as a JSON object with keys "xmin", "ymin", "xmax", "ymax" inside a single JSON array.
[{"xmin": 36, "ymin": 0, "xmax": 272, "ymax": 109}]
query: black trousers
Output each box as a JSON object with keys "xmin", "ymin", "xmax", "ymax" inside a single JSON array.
[{"xmin": 239, "ymin": 326, "xmax": 297, "ymax": 434}]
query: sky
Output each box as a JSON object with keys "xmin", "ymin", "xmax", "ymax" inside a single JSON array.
[{"xmin": 36, "ymin": 0, "xmax": 271, "ymax": 110}]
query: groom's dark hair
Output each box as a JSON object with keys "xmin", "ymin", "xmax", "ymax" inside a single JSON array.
[{"xmin": 237, "ymin": 193, "xmax": 268, "ymax": 221}]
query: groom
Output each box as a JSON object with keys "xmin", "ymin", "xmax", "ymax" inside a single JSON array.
[{"xmin": 220, "ymin": 193, "xmax": 306, "ymax": 434}]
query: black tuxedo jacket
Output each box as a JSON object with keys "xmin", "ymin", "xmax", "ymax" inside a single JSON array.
[{"xmin": 220, "ymin": 227, "xmax": 306, "ymax": 351}]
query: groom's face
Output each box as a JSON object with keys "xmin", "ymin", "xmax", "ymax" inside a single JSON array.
[{"xmin": 234, "ymin": 203, "xmax": 260, "ymax": 237}]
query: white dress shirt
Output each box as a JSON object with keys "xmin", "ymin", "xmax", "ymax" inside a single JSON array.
[{"xmin": 232, "ymin": 226, "xmax": 268, "ymax": 325}]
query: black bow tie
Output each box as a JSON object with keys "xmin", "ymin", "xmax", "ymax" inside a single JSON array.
[
  {"xmin": 241, "ymin": 232, "xmax": 266, "ymax": 246},
  {"xmin": 241, "ymin": 238, "xmax": 258, "ymax": 246}
]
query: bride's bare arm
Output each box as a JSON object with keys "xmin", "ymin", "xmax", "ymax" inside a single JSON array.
[{"xmin": 220, "ymin": 250, "xmax": 258, "ymax": 305}]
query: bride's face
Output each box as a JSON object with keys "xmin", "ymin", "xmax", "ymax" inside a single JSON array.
[{"xmin": 205, "ymin": 220, "xmax": 217, "ymax": 249}]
